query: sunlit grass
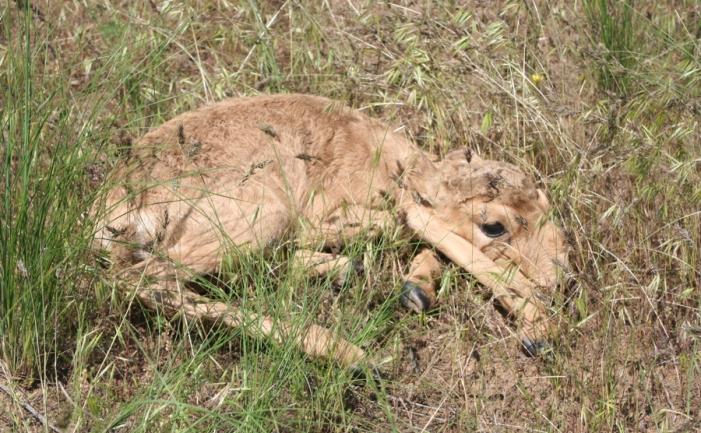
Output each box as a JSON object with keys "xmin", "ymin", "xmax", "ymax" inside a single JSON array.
[{"xmin": 1, "ymin": 1, "xmax": 699, "ymax": 432}]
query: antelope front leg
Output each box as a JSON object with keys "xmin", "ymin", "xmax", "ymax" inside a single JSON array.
[
  {"xmin": 296, "ymin": 206, "xmax": 394, "ymax": 282},
  {"xmin": 299, "ymin": 206, "xmax": 394, "ymax": 251},
  {"xmin": 293, "ymin": 249, "xmax": 360, "ymax": 286},
  {"xmin": 401, "ymin": 249, "xmax": 442, "ymax": 312},
  {"xmin": 403, "ymin": 204, "xmax": 553, "ymax": 353}
]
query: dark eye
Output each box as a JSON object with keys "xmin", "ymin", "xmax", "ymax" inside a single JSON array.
[{"xmin": 481, "ymin": 222, "xmax": 506, "ymax": 238}]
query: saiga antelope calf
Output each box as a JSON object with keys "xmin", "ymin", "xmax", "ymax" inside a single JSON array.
[{"xmin": 95, "ymin": 94, "xmax": 569, "ymax": 368}]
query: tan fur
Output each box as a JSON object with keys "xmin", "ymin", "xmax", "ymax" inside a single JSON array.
[{"xmin": 95, "ymin": 94, "xmax": 569, "ymax": 366}]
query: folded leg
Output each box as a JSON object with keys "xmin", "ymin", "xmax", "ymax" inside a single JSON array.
[
  {"xmin": 293, "ymin": 249, "xmax": 359, "ymax": 286},
  {"xmin": 293, "ymin": 205, "xmax": 394, "ymax": 284},
  {"xmin": 403, "ymin": 204, "xmax": 553, "ymax": 351},
  {"xmin": 401, "ymin": 248, "xmax": 442, "ymax": 312},
  {"xmin": 298, "ymin": 205, "xmax": 394, "ymax": 251},
  {"xmin": 107, "ymin": 195, "xmax": 369, "ymax": 368}
]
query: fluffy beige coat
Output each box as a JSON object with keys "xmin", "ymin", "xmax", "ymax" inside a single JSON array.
[{"xmin": 96, "ymin": 94, "xmax": 569, "ymax": 367}]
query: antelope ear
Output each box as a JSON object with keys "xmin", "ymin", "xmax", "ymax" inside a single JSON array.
[
  {"xmin": 405, "ymin": 153, "xmax": 441, "ymax": 205},
  {"xmin": 439, "ymin": 150, "xmax": 494, "ymax": 199},
  {"xmin": 443, "ymin": 148, "xmax": 483, "ymax": 164}
]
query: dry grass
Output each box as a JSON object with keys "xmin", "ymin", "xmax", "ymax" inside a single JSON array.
[{"xmin": 1, "ymin": 1, "xmax": 700, "ymax": 432}]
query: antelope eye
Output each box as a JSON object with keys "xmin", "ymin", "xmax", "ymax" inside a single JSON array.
[{"xmin": 480, "ymin": 222, "xmax": 506, "ymax": 238}]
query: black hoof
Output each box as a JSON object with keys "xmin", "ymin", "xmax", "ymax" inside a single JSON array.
[
  {"xmin": 349, "ymin": 362, "xmax": 383, "ymax": 385},
  {"xmin": 521, "ymin": 338, "xmax": 551, "ymax": 357},
  {"xmin": 351, "ymin": 258, "xmax": 364, "ymax": 275},
  {"xmin": 400, "ymin": 281, "xmax": 431, "ymax": 313},
  {"xmin": 332, "ymin": 258, "xmax": 364, "ymax": 288}
]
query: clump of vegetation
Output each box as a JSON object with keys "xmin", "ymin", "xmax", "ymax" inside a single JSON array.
[{"xmin": 1, "ymin": 1, "xmax": 699, "ymax": 432}]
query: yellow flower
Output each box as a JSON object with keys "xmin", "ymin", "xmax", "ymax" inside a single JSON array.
[{"xmin": 531, "ymin": 73, "xmax": 544, "ymax": 86}]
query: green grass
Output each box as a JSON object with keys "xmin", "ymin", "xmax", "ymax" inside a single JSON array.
[
  {"xmin": 1, "ymin": 1, "xmax": 700, "ymax": 432},
  {"xmin": 1, "ymin": 5, "xmax": 91, "ymax": 379},
  {"xmin": 584, "ymin": 0, "xmax": 636, "ymax": 95}
]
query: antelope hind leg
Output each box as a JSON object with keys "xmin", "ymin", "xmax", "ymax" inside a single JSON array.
[{"xmin": 130, "ymin": 260, "xmax": 367, "ymax": 368}]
